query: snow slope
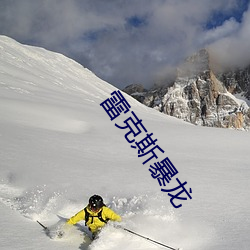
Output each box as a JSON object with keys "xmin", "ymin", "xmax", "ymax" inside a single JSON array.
[{"xmin": 0, "ymin": 35, "xmax": 250, "ymax": 250}]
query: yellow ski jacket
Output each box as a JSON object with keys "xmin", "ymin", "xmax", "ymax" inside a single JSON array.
[{"xmin": 67, "ymin": 206, "xmax": 121, "ymax": 233}]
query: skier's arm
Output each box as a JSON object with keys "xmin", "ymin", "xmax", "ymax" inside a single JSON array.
[
  {"xmin": 104, "ymin": 207, "xmax": 122, "ymax": 222},
  {"xmin": 67, "ymin": 209, "xmax": 85, "ymax": 225}
]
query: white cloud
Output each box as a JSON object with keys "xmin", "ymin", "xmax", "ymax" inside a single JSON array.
[
  {"xmin": 0, "ymin": 0, "xmax": 249, "ymax": 88},
  {"xmin": 209, "ymin": 5, "xmax": 250, "ymax": 68},
  {"xmin": 200, "ymin": 17, "xmax": 240, "ymax": 45}
]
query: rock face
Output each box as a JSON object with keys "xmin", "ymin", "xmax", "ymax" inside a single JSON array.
[
  {"xmin": 123, "ymin": 83, "xmax": 147, "ymax": 103},
  {"xmin": 217, "ymin": 66, "xmax": 250, "ymax": 100},
  {"xmin": 123, "ymin": 49, "xmax": 250, "ymax": 130}
]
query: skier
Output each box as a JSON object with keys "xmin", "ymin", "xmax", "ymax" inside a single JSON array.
[{"xmin": 66, "ymin": 194, "xmax": 122, "ymax": 239}]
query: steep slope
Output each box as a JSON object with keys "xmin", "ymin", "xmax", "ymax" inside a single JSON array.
[{"xmin": 0, "ymin": 36, "xmax": 250, "ymax": 250}]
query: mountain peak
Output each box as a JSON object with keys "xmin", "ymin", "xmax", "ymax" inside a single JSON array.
[
  {"xmin": 124, "ymin": 48, "xmax": 250, "ymax": 130},
  {"xmin": 177, "ymin": 49, "xmax": 210, "ymax": 78}
]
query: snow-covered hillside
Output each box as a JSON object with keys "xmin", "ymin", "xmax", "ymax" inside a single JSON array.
[{"xmin": 0, "ymin": 36, "xmax": 249, "ymax": 250}]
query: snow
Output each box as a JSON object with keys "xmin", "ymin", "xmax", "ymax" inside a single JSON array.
[
  {"xmin": 0, "ymin": 35, "xmax": 250, "ymax": 250},
  {"xmin": 234, "ymin": 93, "xmax": 250, "ymax": 107}
]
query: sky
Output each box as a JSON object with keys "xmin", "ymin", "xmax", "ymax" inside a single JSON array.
[{"xmin": 0, "ymin": 0, "xmax": 249, "ymax": 89}]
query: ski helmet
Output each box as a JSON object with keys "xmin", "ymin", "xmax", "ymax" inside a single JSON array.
[{"xmin": 89, "ymin": 195, "xmax": 104, "ymax": 210}]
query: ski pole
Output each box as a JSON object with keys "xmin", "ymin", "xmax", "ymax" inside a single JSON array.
[
  {"xmin": 122, "ymin": 227, "xmax": 180, "ymax": 250},
  {"xmin": 37, "ymin": 220, "xmax": 48, "ymax": 231}
]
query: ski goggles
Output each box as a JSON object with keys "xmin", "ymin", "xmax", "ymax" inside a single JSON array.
[{"xmin": 89, "ymin": 205, "xmax": 101, "ymax": 212}]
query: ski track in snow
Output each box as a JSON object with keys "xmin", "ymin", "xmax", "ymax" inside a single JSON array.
[
  {"xmin": 0, "ymin": 179, "xmax": 212, "ymax": 250},
  {"xmin": 0, "ymin": 176, "xmax": 180, "ymax": 249},
  {"xmin": 0, "ymin": 99, "xmax": 91, "ymax": 134}
]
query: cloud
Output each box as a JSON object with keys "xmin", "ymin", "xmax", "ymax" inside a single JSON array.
[
  {"xmin": 200, "ymin": 18, "xmax": 240, "ymax": 45},
  {"xmin": 0, "ymin": 0, "xmax": 249, "ymax": 88},
  {"xmin": 208, "ymin": 3, "xmax": 250, "ymax": 69}
]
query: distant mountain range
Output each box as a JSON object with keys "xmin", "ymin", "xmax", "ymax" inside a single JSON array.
[{"xmin": 123, "ymin": 49, "xmax": 250, "ymax": 130}]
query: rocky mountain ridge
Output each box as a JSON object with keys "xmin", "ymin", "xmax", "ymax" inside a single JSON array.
[{"xmin": 123, "ymin": 49, "xmax": 250, "ymax": 130}]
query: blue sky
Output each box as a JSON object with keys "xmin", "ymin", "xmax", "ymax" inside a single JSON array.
[
  {"xmin": 205, "ymin": 0, "xmax": 249, "ymax": 28},
  {"xmin": 0, "ymin": 0, "xmax": 249, "ymax": 88}
]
